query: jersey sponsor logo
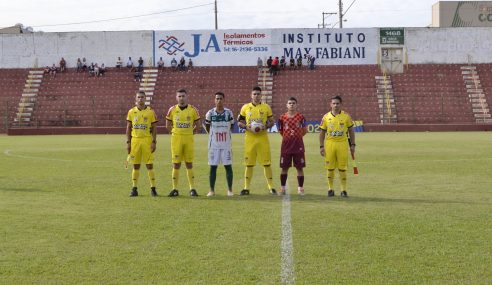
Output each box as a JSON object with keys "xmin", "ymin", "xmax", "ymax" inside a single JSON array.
[
  {"xmin": 176, "ymin": 122, "xmax": 191, "ymax": 128},
  {"xmin": 329, "ymin": 131, "xmax": 344, "ymax": 136},
  {"xmin": 133, "ymin": 124, "xmax": 148, "ymax": 130}
]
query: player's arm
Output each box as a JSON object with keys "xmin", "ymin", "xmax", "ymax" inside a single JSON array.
[
  {"xmin": 204, "ymin": 120, "xmax": 211, "ymax": 133},
  {"xmin": 150, "ymin": 122, "xmax": 157, "ymax": 153},
  {"xmin": 277, "ymin": 118, "xmax": 283, "ymax": 136},
  {"xmin": 193, "ymin": 118, "xmax": 202, "ymax": 134},
  {"xmin": 319, "ymin": 128, "xmax": 326, "ymax": 157},
  {"xmin": 348, "ymin": 127, "xmax": 356, "ymax": 154},
  {"xmin": 265, "ymin": 116, "xmax": 274, "ymax": 129},
  {"xmin": 165, "ymin": 118, "xmax": 173, "ymax": 133},
  {"xmin": 237, "ymin": 114, "xmax": 248, "ymax": 130},
  {"xmin": 126, "ymin": 121, "xmax": 132, "ymax": 154}
]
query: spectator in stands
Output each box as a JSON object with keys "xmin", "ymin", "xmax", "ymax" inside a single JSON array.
[
  {"xmin": 257, "ymin": 57, "xmax": 263, "ymax": 69},
  {"xmin": 289, "ymin": 56, "xmax": 295, "ymax": 69},
  {"xmin": 49, "ymin": 64, "xmax": 57, "ymax": 78},
  {"xmin": 43, "ymin": 65, "xmax": 50, "ymax": 75},
  {"xmin": 187, "ymin": 58, "xmax": 193, "ymax": 72},
  {"xmin": 88, "ymin": 63, "xmax": 95, "ymax": 77},
  {"xmin": 296, "ymin": 55, "xmax": 302, "ymax": 69},
  {"xmin": 76, "ymin": 58, "xmax": 83, "ymax": 72},
  {"xmin": 267, "ymin": 56, "xmax": 273, "ymax": 75},
  {"xmin": 59, "ymin": 57, "xmax": 66, "ymax": 73},
  {"xmin": 127, "ymin": 57, "xmax": 134, "ymax": 70},
  {"xmin": 178, "ymin": 56, "xmax": 186, "ymax": 71},
  {"xmin": 138, "ymin": 56, "xmax": 144, "ymax": 68},
  {"xmin": 94, "ymin": 63, "xmax": 100, "ymax": 77},
  {"xmin": 306, "ymin": 55, "xmax": 311, "ymax": 69},
  {"xmin": 309, "ymin": 55, "xmax": 316, "ymax": 70},
  {"xmin": 280, "ymin": 56, "xmax": 286, "ymax": 70},
  {"xmin": 271, "ymin": 57, "xmax": 279, "ymax": 76},
  {"xmin": 171, "ymin": 58, "xmax": 177, "ymax": 71},
  {"xmin": 134, "ymin": 65, "xmax": 143, "ymax": 82},
  {"xmin": 82, "ymin": 57, "xmax": 88, "ymax": 71},
  {"xmin": 116, "ymin": 57, "xmax": 123, "ymax": 68},
  {"xmin": 157, "ymin": 57, "xmax": 164, "ymax": 69},
  {"xmin": 99, "ymin": 63, "xmax": 106, "ymax": 76}
]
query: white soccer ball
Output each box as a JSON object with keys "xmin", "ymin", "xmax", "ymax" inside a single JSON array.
[{"xmin": 250, "ymin": 121, "xmax": 264, "ymax": 133}]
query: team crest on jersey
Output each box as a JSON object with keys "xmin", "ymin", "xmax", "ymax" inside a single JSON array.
[
  {"xmin": 186, "ymin": 116, "xmax": 190, "ymax": 121},
  {"xmin": 340, "ymin": 123, "xmax": 344, "ymax": 127},
  {"xmin": 329, "ymin": 123, "xmax": 334, "ymax": 128},
  {"xmin": 143, "ymin": 117, "xmax": 148, "ymax": 123},
  {"xmin": 133, "ymin": 117, "xmax": 138, "ymax": 123}
]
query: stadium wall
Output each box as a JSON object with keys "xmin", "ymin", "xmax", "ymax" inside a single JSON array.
[{"xmin": 2, "ymin": 27, "xmax": 492, "ymax": 68}]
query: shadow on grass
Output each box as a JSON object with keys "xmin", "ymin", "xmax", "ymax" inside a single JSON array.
[
  {"xmin": 0, "ymin": 187, "xmax": 45, "ymax": 193},
  {"xmin": 289, "ymin": 194, "xmax": 484, "ymax": 205}
]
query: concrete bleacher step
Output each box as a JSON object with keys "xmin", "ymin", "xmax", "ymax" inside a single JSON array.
[
  {"xmin": 466, "ymin": 84, "xmax": 482, "ymax": 88},
  {"xmin": 378, "ymin": 98, "xmax": 395, "ymax": 103},
  {"xmin": 18, "ymin": 107, "xmax": 33, "ymax": 112},
  {"xmin": 144, "ymin": 69, "xmax": 158, "ymax": 73},
  {"xmin": 23, "ymin": 88, "xmax": 38, "ymax": 93},
  {"xmin": 261, "ymin": 91, "xmax": 273, "ymax": 95},
  {"xmin": 24, "ymin": 83, "xmax": 40, "ymax": 88},
  {"xmin": 474, "ymin": 113, "xmax": 491, "ymax": 118},
  {"xmin": 26, "ymin": 79, "xmax": 42, "ymax": 83},
  {"xmin": 471, "ymin": 98, "xmax": 487, "ymax": 103},
  {"xmin": 476, "ymin": 118, "xmax": 492, "ymax": 123},
  {"xmin": 19, "ymin": 102, "xmax": 35, "ymax": 107},
  {"xmin": 29, "ymin": 70, "xmax": 45, "ymax": 74},
  {"xmin": 473, "ymin": 108, "xmax": 490, "ymax": 112},
  {"xmin": 14, "ymin": 118, "xmax": 31, "ymax": 122},
  {"xmin": 28, "ymin": 74, "xmax": 43, "ymax": 79},
  {"xmin": 460, "ymin": 66, "xmax": 476, "ymax": 70},
  {"xmin": 16, "ymin": 112, "xmax": 31, "ymax": 117},
  {"xmin": 22, "ymin": 93, "xmax": 37, "ymax": 97}
]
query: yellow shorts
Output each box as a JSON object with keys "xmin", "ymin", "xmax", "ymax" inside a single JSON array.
[
  {"xmin": 171, "ymin": 134, "xmax": 194, "ymax": 163},
  {"xmin": 130, "ymin": 137, "xmax": 154, "ymax": 165},
  {"xmin": 244, "ymin": 134, "xmax": 271, "ymax": 166},
  {"xmin": 324, "ymin": 141, "xmax": 348, "ymax": 170}
]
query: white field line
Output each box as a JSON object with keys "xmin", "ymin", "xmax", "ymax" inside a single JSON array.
[
  {"xmin": 281, "ymin": 189, "xmax": 295, "ymax": 285},
  {"xmin": 3, "ymin": 149, "xmax": 115, "ymax": 163}
]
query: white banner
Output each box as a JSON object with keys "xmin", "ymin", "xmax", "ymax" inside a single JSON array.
[{"xmin": 154, "ymin": 28, "xmax": 378, "ymax": 66}]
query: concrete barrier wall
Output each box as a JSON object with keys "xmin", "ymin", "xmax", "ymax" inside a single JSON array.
[
  {"xmin": 0, "ymin": 31, "xmax": 153, "ymax": 68},
  {"xmin": 2, "ymin": 28, "xmax": 492, "ymax": 68}
]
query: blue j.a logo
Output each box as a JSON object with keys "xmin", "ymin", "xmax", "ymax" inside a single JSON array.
[{"xmin": 159, "ymin": 34, "xmax": 222, "ymax": 58}]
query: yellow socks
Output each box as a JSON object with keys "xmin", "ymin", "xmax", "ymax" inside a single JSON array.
[
  {"xmin": 339, "ymin": 170, "xmax": 347, "ymax": 191},
  {"xmin": 244, "ymin": 166, "xmax": 253, "ymax": 189},
  {"xmin": 147, "ymin": 169, "xmax": 156, "ymax": 187},
  {"xmin": 327, "ymin": 169, "xmax": 335, "ymax": 190},
  {"xmin": 186, "ymin": 168, "xmax": 195, "ymax": 190},
  {"xmin": 132, "ymin": 169, "xmax": 140, "ymax": 187},
  {"xmin": 263, "ymin": 165, "xmax": 274, "ymax": 190},
  {"xmin": 172, "ymin": 168, "xmax": 179, "ymax": 189}
]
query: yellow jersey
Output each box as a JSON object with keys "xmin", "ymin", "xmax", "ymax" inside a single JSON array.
[
  {"xmin": 126, "ymin": 106, "xmax": 158, "ymax": 138},
  {"xmin": 319, "ymin": 111, "xmax": 354, "ymax": 143},
  {"xmin": 239, "ymin": 102, "xmax": 272, "ymax": 137},
  {"xmin": 166, "ymin": 104, "xmax": 200, "ymax": 135}
]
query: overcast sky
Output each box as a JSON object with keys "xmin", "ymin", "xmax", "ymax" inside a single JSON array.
[{"xmin": 0, "ymin": 0, "xmax": 439, "ymax": 32}]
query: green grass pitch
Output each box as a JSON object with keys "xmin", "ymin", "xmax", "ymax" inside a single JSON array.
[{"xmin": 0, "ymin": 132, "xmax": 491, "ymax": 284}]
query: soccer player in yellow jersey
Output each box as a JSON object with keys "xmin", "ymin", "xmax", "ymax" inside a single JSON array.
[
  {"xmin": 166, "ymin": 89, "xmax": 201, "ymax": 197},
  {"xmin": 126, "ymin": 91, "xmax": 158, "ymax": 197},
  {"xmin": 237, "ymin": 86, "xmax": 277, "ymax": 195},
  {"xmin": 319, "ymin": 95, "xmax": 356, "ymax": 198}
]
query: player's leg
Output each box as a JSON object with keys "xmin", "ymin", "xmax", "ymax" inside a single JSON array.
[
  {"xmin": 184, "ymin": 137, "xmax": 197, "ymax": 196},
  {"xmin": 242, "ymin": 138, "xmax": 257, "ymax": 195},
  {"xmin": 207, "ymin": 148, "xmax": 219, "ymax": 197},
  {"xmin": 324, "ymin": 141, "xmax": 337, "ymax": 197},
  {"xmin": 169, "ymin": 135, "xmax": 182, "ymax": 197},
  {"xmin": 293, "ymin": 152, "xmax": 306, "ymax": 195},
  {"xmin": 259, "ymin": 136, "xmax": 276, "ymax": 194},
  {"xmin": 142, "ymin": 139, "xmax": 157, "ymax": 197},
  {"xmin": 129, "ymin": 139, "xmax": 142, "ymax": 197},
  {"xmin": 336, "ymin": 142, "xmax": 349, "ymax": 197},
  {"xmin": 279, "ymin": 152, "xmax": 292, "ymax": 195},
  {"xmin": 221, "ymin": 149, "xmax": 234, "ymax": 196}
]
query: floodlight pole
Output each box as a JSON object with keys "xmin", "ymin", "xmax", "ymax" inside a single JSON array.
[
  {"xmin": 215, "ymin": 0, "xmax": 218, "ymax": 30},
  {"xmin": 339, "ymin": 0, "xmax": 343, "ymax": 28}
]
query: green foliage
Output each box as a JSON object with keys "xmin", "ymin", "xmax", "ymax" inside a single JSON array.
[{"xmin": 0, "ymin": 133, "xmax": 491, "ymax": 284}]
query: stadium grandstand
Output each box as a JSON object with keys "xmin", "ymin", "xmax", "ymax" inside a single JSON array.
[{"xmin": 1, "ymin": 26, "xmax": 492, "ymax": 135}]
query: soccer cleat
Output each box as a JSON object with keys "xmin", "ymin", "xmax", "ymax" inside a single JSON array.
[
  {"xmin": 298, "ymin": 187, "xmax": 305, "ymax": 196},
  {"xmin": 340, "ymin": 191, "xmax": 348, "ymax": 198},
  {"xmin": 327, "ymin": 189, "xmax": 335, "ymax": 197},
  {"xmin": 206, "ymin": 191, "xmax": 215, "ymax": 197},
  {"xmin": 168, "ymin": 189, "xmax": 179, "ymax": 197},
  {"xmin": 227, "ymin": 190, "xmax": 234, "ymax": 197},
  {"xmin": 151, "ymin": 187, "xmax": 158, "ymax": 197},
  {"xmin": 280, "ymin": 186, "xmax": 286, "ymax": 195},
  {"xmin": 270, "ymin": 188, "xmax": 277, "ymax": 195},
  {"xmin": 129, "ymin": 187, "xmax": 138, "ymax": 197},
  {"xmin": 190, "ymin": 189, "xmax": 198, "ymax": 197},
  {"xmin": 240, "ymin": 189, "xmax": 250, "ymax": 196}
]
